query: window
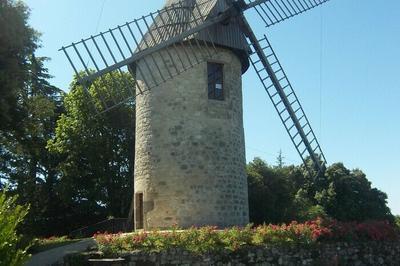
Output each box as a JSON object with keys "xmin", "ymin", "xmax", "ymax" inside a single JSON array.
[{"xmin": 208, "ymin": 62, "xmax": 224, "ymax": 100}]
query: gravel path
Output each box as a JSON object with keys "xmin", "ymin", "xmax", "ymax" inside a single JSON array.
[{"xmin": 26, "ymin": 238, "xmax": 97, "ymax": 266}]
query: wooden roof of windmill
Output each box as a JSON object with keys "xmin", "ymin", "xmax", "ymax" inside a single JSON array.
[{"xmin": 138, "ymin": 0, "xmax": 250, "ymax": 72}]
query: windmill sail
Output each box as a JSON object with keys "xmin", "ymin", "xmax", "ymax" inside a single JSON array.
[
  {"xmin": 245, "ymin": 0, "xmax": 330, "ymax": 27},
  {"xmin": 60, "ymin": 0, "xmax": 332, "ymax": 113},
  {"xmin": 60, "ymin": 0, "xmax": 245, "ymax": 113},
  {"xmin": 61, "ymin": 0, "xmax": 328, "ymax": 175},
  {"xmin": 238, "ymin": 13, "xmax": 326, "ymax": 175}
]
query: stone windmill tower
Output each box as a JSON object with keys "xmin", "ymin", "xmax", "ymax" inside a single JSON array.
[
  {"xmin": 133, "ymin": 0, "xmax": 251, "ymax": 230},
  {"xmin": 61, "ymin": 0, "xmax": 330, "ymax": 231}
]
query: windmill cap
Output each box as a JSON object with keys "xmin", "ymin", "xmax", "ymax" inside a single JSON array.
[{"xmin": 133, "ymin": 0, "xmax": 250, "ymax": 73}]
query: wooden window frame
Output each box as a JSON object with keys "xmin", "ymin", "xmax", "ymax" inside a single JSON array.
[
  {"xmin": 207, "ymin": 62, "xmax": 224, "ymax": 101},
  {"xmin": 135, "ymin": 192, "xmax": 144, "ymax": 230}
]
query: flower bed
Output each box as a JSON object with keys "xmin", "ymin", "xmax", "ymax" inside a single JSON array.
[{"xmin": 94, "ymin": 219, "xmax": 399, "ymax": 257}]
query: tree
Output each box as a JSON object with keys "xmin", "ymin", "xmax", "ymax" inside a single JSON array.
[
  {"xmin": 0, "ymin": 0, "xmax": 135, "ymax": 237},
  {"xmin": 0, "ymin": 55, "xmax": 64, "ymax": 236},
  {"xmin": 0, "ymin": 188, "xmax": 30, "ymax": 266},
  {"xmin": 396, "ymin": 215, "xmax": 400, "ymax": 228},
  {"xmin": 275, "ymin": 150, "xmax": 285, "ymax": 168},
  {"xmin": 47, "ymin": 72, "xmax": 135, "ymax": 232},
  {"xmin": 247, "ymin": 158, "xmax": 394, "ymax": 224},
  {"xmin": 0, "ymin": 1, "xmax": 66, "ymax": 237},
  {"xmin": 247, "ymin": 157, "xmax": 300, "ymax": 224},
  {"xmin": 292, "ymin": 188, "xmax": 327, "ymax": 222},
  {"xmin": 316, "ymin": 163, "xmax": 393, "ymax": 222},
  {"xmin": 0, "ymin": 0, "xmax": 38, "ymax": 129}
]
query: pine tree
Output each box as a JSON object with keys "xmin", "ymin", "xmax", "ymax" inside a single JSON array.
[
  {"xmin": 0, "ymin": 54, "xmax": 64, "ymax": 236},
  {"xmin": 0, "ymin": 0, "xmax": 38, "ymax": 129},
  {"xmin": 276, "ymin": 150, "xmax": 285, "ymax": 168}
]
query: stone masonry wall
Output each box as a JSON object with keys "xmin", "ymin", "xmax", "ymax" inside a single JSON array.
[
  {"xmin": 134, "ymin": 45, "xmax": 249, "ymax": 230},
  {"xmin": 66, "ymin": 242, "xmax": 400, "ymax": 266},
  {"xmin": 120, "ymin": 242, "xmax": 400, "ymax": 266}
]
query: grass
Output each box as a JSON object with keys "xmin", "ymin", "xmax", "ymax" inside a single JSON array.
[{"xmin": 29, "ymin": 236, "xmax": 81, "ymax": 254}]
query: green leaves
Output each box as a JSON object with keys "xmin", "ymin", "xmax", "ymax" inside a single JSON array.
[
  {"xmin": 0, "ymin": 0, "xmax": 39, "ymax": 129},
  {"xmin": 94, "ymin": 219, "xmax": 399, "ymax": 257},
  {"xmin": 1, "ymin": 1, "xmax": 135, "ymax": 238},
  {"xmin": 247, "ymin": 157, "xmax": 303, "ymax": 224},
  {"xmin": 320, "ymin": 163, "xmax": 393, "ymax": 222},
  {"xmin": 0, "ymin": 189, "xmax": 31, "ymax": 266},
  {"xmin": 247, "ymin": 157, "xmax": 394, "ymax": 224},
  {"xmin": 47, "ymin": 72, "xmax": 135, "ymax": 228},
  {"xmin": 0, "ymin": 53, "xmax": 64, "ymax": 236}
]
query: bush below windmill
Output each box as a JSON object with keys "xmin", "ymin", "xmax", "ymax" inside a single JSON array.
[{"xmin": 92, "ymin": 218, "xmax": 399, "ymax": 258}]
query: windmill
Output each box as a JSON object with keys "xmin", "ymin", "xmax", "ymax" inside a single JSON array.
[{"xmin": 61, "ymin": 0, "xmax": 329, "ymax": 230}]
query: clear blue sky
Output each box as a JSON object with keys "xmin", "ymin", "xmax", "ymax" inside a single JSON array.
[{"xmin": 23, "ymin": 0, "xmax": 400, "ymax": 215}]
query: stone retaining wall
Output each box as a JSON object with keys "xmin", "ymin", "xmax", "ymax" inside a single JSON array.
[{"xmin": 65, "ymin": 241, "xmax": 400, "ymax": 266}]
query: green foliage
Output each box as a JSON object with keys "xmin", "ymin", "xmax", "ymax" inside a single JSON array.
[
  {"xmin": 395, "ymin": 216, "xmax": 400, "ymax": 228},
  {"xmin": 0, "ymin": 0, "xmax": 66, "ymax": 237},
  {"xmin": 29, "ymin": 236, "xmax": 79, "ymax": 254},
  {"xmin": 293, "ymin": 189, "xmax": 328, "ymax": 222},
  {"xmin": 247, "ymin": 157, "xmax": 301, "ymax": 224},
  {"xmin": 95, "ymin": 225, "xmax": 269, "ymax": 257},
  {"xmin": 1, "ymin": 1, "xmax": 135, "ymax": 238},
  {"xmin": 1, "ymin": 36, "xmax": 134, "ymax": 237},
  {"xmin": 247, "ymin": 157, "xmax": 394, "ymax": 224},
  {"xmin": 179, "ymin": 226, "xmax": 225, "ymax": 253},
  {"xmin": 94, "ymin": 219, "xmax": 399, "ymax": 257},
  {"xmin": 0, "ymin": 189, "xmax": 30, "ymax": 266},
  {"xmin": 47, "ymin": 72, "xmax": 135, "ymax": 231},
  {"xmin": 0, "ymin": 0, "xmax": 38, "ymax": 129},
  {"xmin": 316, "ymin": 163, "xmax": 393, "ymax": 222},
  {"xmin": 0, "ymin": 54, "xmax": 64, "ymax": 236},
  {"xmin": 112, "ymin": 223, "xmax": 301, "ymax": 256}
]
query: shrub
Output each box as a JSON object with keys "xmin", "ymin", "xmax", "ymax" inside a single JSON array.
[
  {"xmin": 34, "ymin": 236, "xmax": 69, "ymax": 246},
  {"xmin": 94, "ymin": 218, "xmax": 400, "ymax": 258},
  {"xmin": 0, "ymin": 189, "xmax": 31, "ymax": 266},
  {"xmin": 395, "ymin": 216, "xmax": 400, "ymax": 229},
  {"xmin": 29, "ymin": 236, "xmax": 78, "ymax": 254},
  {"xmin": 253, "ymin": 218, "xmax": 331, "ymax": 246},
  {"xmin": 324, "ymin": 220, "xmax": 399, "ymax": 242}
]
